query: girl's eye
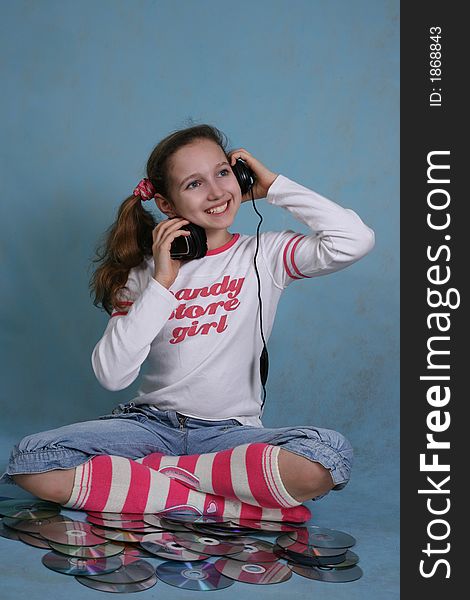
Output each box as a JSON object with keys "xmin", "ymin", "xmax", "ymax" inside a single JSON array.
[{"xmin": 186, "ymin": 169, "xmax": 230, "ymax": 189}]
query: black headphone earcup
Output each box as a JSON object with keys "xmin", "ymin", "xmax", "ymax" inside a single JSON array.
[
  {"xmin": 169, "ymin": 220, "xmax": 207, "ymax": 260},
  {"xmin": 183, "ymin": 222, "xmax": 207, "ymax": 259},
  {"xmin": 232, "ymin": 158, "xmax": 256, "ymax": 195}
]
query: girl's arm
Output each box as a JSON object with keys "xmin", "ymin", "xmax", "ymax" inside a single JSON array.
[
  {"xmin": 92, "ymin": 217, "xmax": 189, "ymax": 391},
  {"xmin": 261, "ymin": 173, "xmax": 375, "ymax": 288},
  {"xmin": 91, "ymin": 272, "xmax": 178, "ymax": 390},
  {"xmin": 228, "ymin": 148, "xmax": 374, "ymax": 289}
]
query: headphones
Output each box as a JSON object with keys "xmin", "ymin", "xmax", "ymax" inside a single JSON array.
[{"xmin": 169, "ymin": 158, "xmax": 269, "ymax": 415}]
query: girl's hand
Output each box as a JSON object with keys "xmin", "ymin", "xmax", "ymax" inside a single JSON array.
[
  {"xmin": 151, "ymin": 218, "xmax": 191, "ymax": 289},
  {"xmin": 227, "ymin": 148, "xmax": 278, "ymax": 202}
]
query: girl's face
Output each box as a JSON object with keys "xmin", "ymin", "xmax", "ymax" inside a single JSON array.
[{"xmin": 157, "ymin": 139, "xmax": 242, "ymax": 233}]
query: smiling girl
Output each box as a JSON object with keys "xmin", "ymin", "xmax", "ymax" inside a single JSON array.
[{"xmin": 2, "ymin": 123, "xmax": 375, "ymax": 521}]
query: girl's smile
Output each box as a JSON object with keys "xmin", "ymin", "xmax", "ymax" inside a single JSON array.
[{"xmin": 204, "ymin": 199, "xmax": 231, "ymax": 215}]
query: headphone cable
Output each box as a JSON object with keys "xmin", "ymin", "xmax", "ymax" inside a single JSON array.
[{"xmin": 250, "ymin": 188, "xmax": 269, "ymax": 416}]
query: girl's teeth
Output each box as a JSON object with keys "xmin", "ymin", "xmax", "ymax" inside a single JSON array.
[{"xmin": 207, "ymin": 202, "xmax": 228, "ymax": 214}]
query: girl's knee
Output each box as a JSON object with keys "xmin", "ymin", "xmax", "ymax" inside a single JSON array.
[
  {"xmin": 298, "ymin": 426, "xmax": 354, "ymax": 462},
  {"xmin": 15, "ymin": 430, "xmax": 59, "ymax": 454},
  {"xmin": 335, "ymin": 430, "xmax": 354, "ymax": 462},
  {"xmin": 13, "ymin": 469, "xmax": 75, "ymax": 505},
  {"xmin": 324, "ymin": 429, "xmax": 354, "ymax": 478},
  {"xmin": 293, "ymin": 426, "xmax": 354, "ymax": 490}
]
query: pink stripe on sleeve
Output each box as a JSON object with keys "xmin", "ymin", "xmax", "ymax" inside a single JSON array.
[
  {"xmin": 290, "ymin": 235, "xmax": 310, "ymax": 278},
  {"xmin": 283, "ymin": 235, "xmax": 303, "ymax": 280}
]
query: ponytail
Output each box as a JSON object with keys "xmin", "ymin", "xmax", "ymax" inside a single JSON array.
[{"xmin": 90, "ymin": 194, "xmax": 155, "ymax": 315}]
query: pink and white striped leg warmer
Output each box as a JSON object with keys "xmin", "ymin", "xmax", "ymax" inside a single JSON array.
[
  {"xmin": 63, "ymin": 455, "xmax": 311, "ymax": 522},
  {"xmin": 137, "ymin": 443, "xmax": 302, "ymax": 510}
]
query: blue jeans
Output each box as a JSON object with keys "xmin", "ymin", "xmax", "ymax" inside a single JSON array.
[{"xmin": 0, "ymin": 403, "xmax": 353, "ymax": 500}]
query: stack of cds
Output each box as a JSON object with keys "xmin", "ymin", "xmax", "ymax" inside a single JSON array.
[
  {"xmin": 0, "ymin": 498, "xmax": 362, "ymax": 592},
  {"xmin": 273, "ymin": 525, "xmax": 363, "ymax": 582}
]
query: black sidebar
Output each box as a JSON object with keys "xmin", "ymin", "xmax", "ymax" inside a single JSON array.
[{"xmin": 401, "ymin": 3, "xmax": 465, "ymax": 598}]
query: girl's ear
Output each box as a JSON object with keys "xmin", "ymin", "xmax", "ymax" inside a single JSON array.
[{"xmin": 154, "ymin": 193, "xmax": 177, "ymax": 218}]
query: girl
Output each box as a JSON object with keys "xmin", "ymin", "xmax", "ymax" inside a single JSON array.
[{"xmin": 1, "ymin": 124, "xmax": 375, "ymax": 522}]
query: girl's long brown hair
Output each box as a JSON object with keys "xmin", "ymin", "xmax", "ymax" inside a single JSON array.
[{"xmin": 90, "ymin": 123, "xmax": 230, "ymax": 314}]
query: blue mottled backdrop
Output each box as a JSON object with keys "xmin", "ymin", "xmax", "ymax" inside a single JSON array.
[{"xmin": 0, "ymin": 1, "xmax": 399, "ymax": 598}]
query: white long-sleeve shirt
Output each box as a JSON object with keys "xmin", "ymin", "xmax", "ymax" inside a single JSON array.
[{"xmin": 92, "ymin": 174, "xmax": 375, "ymax": 427}]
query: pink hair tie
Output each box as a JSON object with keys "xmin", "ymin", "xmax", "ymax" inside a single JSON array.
[{"xmin": 133, "ymin": 177, "xmax": 156, "ymax": 201}]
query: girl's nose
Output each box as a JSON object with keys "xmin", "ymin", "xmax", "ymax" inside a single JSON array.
[{"xmin": 206, "ymin": 179, "xmax": 224, "ymax": 200}]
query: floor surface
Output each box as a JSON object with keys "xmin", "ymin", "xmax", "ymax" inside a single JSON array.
[{"xmin": 0, "ymin": 438, "xmax": 399, "ymax": 600}]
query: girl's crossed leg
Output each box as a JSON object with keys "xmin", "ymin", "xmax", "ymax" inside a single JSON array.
[
  {"xmin": 1, "ymin": 409, "xmax": 335, "ymax": 521},
  {"xmin": 2, "ymin": 409, "xmax": 180, "ymax": 503}
]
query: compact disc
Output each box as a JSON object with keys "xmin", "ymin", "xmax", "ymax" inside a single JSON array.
[
  {"xmin": 90, "ymin": 527, "xmax": 145, "ymax": 543},
  {"xmin": 214, "ymin": 557, "xmax": 292, "ymax": 584},
  {"xmin": 17, "ymin": 531, "xmax": 51, "ymax": 549},
  {"xmin": 40, "ymin": 520, "xmax": 107, "ymax": 546},
  {"xmin": 236, "ymin": 519, "xmax": 301, "ymax": 532},
  {"xmin": 276, "ymin": 533, "xmax": 348, "ymax": 558},
  {"xmin": 156, "ymin": 508, "xmax": 205, "ymax": 519},
  {"xmin": 156, "ymin": 560, "xmax": 234, "ymax": 590},
  {"xmin": 140, "ymin": 530, "xmax": 182, "ymax": 548},
  {"xmin": 118, "ymin": 549, "xmax": 156, "ymax": 564},
  {"xmin": 124, "ymin": 526, "xmax": 164, "ymax": 534},
  {"xmin": 87, "ymin": 511, "xmax": 145, "ymax": 521},
  {"xmin": 76, "ymin": 572, "xmax": 158, "ymax": 593},
  {"xmin": 2, "ymin": 514, "xmax": 68, "ymax": 533},
  {"xmin": 86, "ymin": 516, "xmax": 153, "ymax": 530},
  {"xmin": 157, "ymin": 517, "xmax": 188, "ymax": 532},
  {"xmin": 142, "ymin": 514, "xmax": 167, "ymax": 528},
  {"xmin": 289, "ymin": 563, "xmax": 363, "ymax": 582},
  {"xmin": 210, "ymin": 520, "xmax": 260, "ymax": 532},
  {"xmin": 288, "ymin": 526, "xmax": 356, "ymax": 549},
  {"xmin": 77, "ymin": 558, "xmax": 155, "ymax": 584},
  {"xmin": 140, "ymin": 531, "xmax": 210, "ymax": 561},
  {"xmin": 140, "ymin": 546, "xmax": 208, "ymax": 562},
  {"xmin": 0, "ymin": 499, "xmax": 60, "ymax": 520},
  {"xmin": 323, "ymin": 550, "xmax": 359, "ymax": 568},
  {"xmin": 0, "ymin": 520, "xmax": 20, "ymax": 540},
  {"xmin": 188, "ymin": 521, "xmax": 252, "ymax": 535},
  {"xmin": 162, "ymin": 513, "xmax": 228, "ymax": 524},
  {"xmin": 274, "ymin": 544, "xmax": 356, "ymax": 567},
  {"xmin": 272, "ymin": 544, "xmax": 291, "ymax": 561},
  {"xmin": 48, "ymin": 541, "xmax": 124, "ymax": 559},
  {"xmin": 42, "ymin": 551, "xmax": 122, "ymax": 576},
  {"xmin": 173, "ymin": 531, "xmax": 245, "ymax": 556},
  {"xmin": 231, "ymin": 517, "xmax": 303, "ymax": 526},
  {"xmin": 228, "ymin": 537, "xmax": 279, "ymax": 563},
  {"xmin": 116, "ymin": 543, "xmax": 157, "ymax": 559},
  {"xmin": 283, "ymin": 549, "xmax": 346, "ymax": 567}
]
